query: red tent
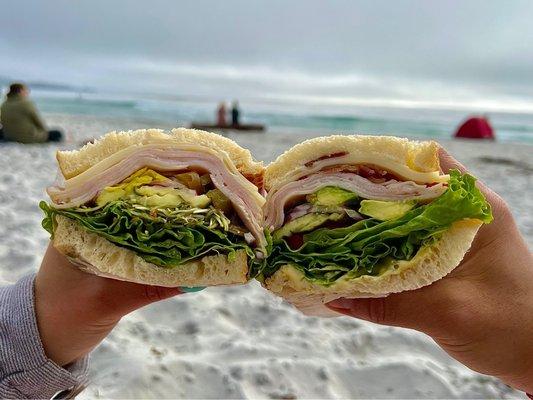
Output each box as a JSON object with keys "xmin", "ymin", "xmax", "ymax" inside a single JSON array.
[{"xmin": 454, "ymin": 116, "xmax": 495, "ymax": 140}]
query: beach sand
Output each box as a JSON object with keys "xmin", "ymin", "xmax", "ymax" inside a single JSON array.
[{"xmin": 0, "ymin": 113, "xmax": 530, "ymax": 399}]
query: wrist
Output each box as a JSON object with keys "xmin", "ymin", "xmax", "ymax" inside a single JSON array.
[
  {"xmin": 34, "ymin": 292, "xmax": 118, "ymax": 366},
  {"xmin": 427, "ymin": 221, "xmax": 533, "ymax": 392},
  {"xmin": 504, "ymin": 288, "xmax": 533, "ymax": 392},
  {"xmin": 34, "ymin": 246, "xmax": 119, "ymax": 366},
  {"xmin": 34, "ymin": 244, "xmax": 181, "ymax": 366}
]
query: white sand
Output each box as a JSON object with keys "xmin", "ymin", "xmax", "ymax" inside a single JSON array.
[{"xmin": 0, "ymin": 113, "xmax": 530, "ymax": 399}]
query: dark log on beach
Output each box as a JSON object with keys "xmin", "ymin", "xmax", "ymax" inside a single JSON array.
[{"xmin": 189, "ymin": 122, "xmax": 266, "ymax": 132}]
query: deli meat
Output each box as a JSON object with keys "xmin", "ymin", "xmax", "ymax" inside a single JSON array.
[
  {"xmin": 265, "ymin": 172, "xmax": 447, "ymax": 230},
  {"xmin": 47, "ymin": 146, "xmax": 267, "ymax": 249}
]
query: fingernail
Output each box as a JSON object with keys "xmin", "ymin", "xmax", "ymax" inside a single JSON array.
[
  {"xmin": 326, "ymin": 298, "xmax": 352, "ymax": 310},
  {"xmin": 167, "ymin": 287, "xmax": 182, "ymax": 296},
  {"xmin": 179, "ymin": 286, "xmax": 206, "ymax": 293}
]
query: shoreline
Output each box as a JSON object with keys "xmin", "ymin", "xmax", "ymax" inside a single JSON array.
[{"xmin": 42, "ymin": 110, "xmax": 533, "ymax": 146}]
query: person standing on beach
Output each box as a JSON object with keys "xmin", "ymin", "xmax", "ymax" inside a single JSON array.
[
  {"xmin": 231, "ymin": 100, "xmax": 240, "ymax": 126},
  {"xmin": 216, "ymin": 102, "xmax": 227, "ymax": 126},
  {"xmin": 0, "ymin": 83, "xmax": 63, "ymax": 143}
]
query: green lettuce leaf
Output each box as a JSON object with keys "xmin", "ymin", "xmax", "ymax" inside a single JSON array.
[
  {"xmin": 40, "ymin": 200, "xmax": 257, "ymax": 268},
  {"xmin": 262, "ymin": 170, "xmax": 492, "ymax": 285}
]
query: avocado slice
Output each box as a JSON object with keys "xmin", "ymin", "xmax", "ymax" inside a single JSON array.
[
  {"xmin": 96, "ymin": 188, "xmax": 127, "ymax": 206},
  {"xmin": 273, "ymin": 212, "xmax": 343, "ymax": 242},
  {"xmin": 96, "ymin": 169, "xmax": 158, "ymax": 206},
  {"xmin": 134, "ymin": 186, "xmax": 211, "ymax": 208},
  {"xmin": 95, "ymin": 168, "xmax": 213, "ymax": 208},
  {"xmin": 307, "ymin": 186, "xmax": 358, "ymax": 207},
  {"xmin": 359, "ymin": 200, "xmax": 416, "ymax": 221},
  {"xmin": 206, "ymin": 189, "xmax": 232, "ymax": 214}
]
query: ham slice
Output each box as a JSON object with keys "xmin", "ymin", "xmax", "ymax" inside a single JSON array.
[
  {"xmin": 47, "ymin": 145, "xmax": 267, "ymax": 250},
  {"xmin": 264, "ymin": 172, "xmax": 447, "ymax": 230}
]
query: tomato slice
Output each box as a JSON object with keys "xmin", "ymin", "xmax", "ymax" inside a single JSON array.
[{"xmin": 286, "ymin": 234, "xmax": 304, "ymax": 250}]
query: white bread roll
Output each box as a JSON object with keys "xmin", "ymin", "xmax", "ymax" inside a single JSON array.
[
  {"xmin": 49, "ymin": 128, "xmax": 261, "ymax": 287},
  {"xmin": 265, "ymin": 219, "xmax": 482, "ymax": 316},
  {"xmin": 53, "ymin": 215, "xmax": 249, "ymax": 287},
  {"xmin": 263, "ymin": 135, "xmax": 484, "ymax": 315},
  {"xmin": 264, "ymin": 135, "xmax": 442, "ymax": 191},
  {"xmin": 57, "ymin": 128, "xmax": 263, "ymax": 180}
]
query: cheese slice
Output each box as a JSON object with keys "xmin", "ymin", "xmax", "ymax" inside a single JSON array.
[{"xmin": 270, "ymin": 153, "xmax": 449, "ymax": 195}]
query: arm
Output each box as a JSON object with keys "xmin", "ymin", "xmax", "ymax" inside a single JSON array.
[
  {"xmin": 327, "ymin": 149, "xmax": 533, "ymax": 393},
  {"xmin": 1, "ymin": 245, "xmax": 183, "ymax": 398},
  {"xmin": 0, "ymin": 274, "xmax": 89, "ymax": 399}
]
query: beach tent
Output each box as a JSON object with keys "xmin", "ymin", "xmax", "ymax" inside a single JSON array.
[{"xmin": 454, "ymin": 116, "xmax": 495, "ymax": 140}]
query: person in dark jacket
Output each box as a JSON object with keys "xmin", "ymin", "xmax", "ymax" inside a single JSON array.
[
  {"xmin": 231, "ymin": 100, "xmax": 240, "ymax": 126},
  {"xmin": 0, "ymin": 83, "xmax": 63, "ymax": 143}
]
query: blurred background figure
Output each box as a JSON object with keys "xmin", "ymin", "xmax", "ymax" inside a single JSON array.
[
  {"xmin": 0, "ymin": 83, "xmax": 63, "ymax": 143},
  {"xmin": 231, "ymin": 100, "xmax": 240, "ymax": 126},
  {"xmin": 216, "ymin": 101, "xmax": 227, "ymax": 126},
  {"xmin": 454, "ymin": 115, "xmax": 495, "ymax": 140}
]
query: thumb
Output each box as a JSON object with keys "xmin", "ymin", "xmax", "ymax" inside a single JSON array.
[
  {"xmin": 327, "ymin": 296, "xmax": 408, "ymax": 328},
  {"xmin": 326, "ymin": 288, "xmax": 442, "ymax": 331},
  {"xmin": 115, "ymin": 285, "xmax": 206, "ymax": 314},
  {"xmin": 129, "ymin": 284, "xmax": 183, "ymax": 310},
  {"xmin": 97, "ymin": 281, "xmax": 183, "ymax": 318}
]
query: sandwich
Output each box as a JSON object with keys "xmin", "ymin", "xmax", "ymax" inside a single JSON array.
[
  {"xmin": 260, "ymin": 135, "xmax": 493, "ymax": 315},
  {"xmin": 39, "ymin": 130, "xmax": 493, "ymax": 311},
  {"xmin": 40, "ymin": 128, "xmax": 266, "ymax": 287}
]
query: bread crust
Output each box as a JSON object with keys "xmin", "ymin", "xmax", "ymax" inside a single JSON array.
[
  {"xmin": 264, "ymin": 219, "xmax": 482, "ymax": 316},
  {"xmin": 264, "ymin": 135, "xmax": 440, "ymax": 191},
  {"xmin": 53, "ymin": 215, "xmax": 249, "ymax": 287},
  {"xmin": 57, "ymin": 128, "xmax": 263, "ymax": 180}
]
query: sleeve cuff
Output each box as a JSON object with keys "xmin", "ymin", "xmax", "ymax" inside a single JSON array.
[{"xmin": 0, "ymin": 274, "xmax": 89, "ymax": 399}]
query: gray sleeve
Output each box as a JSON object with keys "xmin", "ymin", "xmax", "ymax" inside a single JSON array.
[{"xmin": 0, "ymin": 274, "xmax": 89, "ymax": 399}]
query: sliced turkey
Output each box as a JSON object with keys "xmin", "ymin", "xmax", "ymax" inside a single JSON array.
[
  {"xmin": 265, "ymin": 172, "xmax": 447, "ymax": 230},
  {"xmin": 47, "ymin": 145, "xmax": 266, "ymax": 250}
]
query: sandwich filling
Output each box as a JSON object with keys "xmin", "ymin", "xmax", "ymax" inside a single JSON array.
[
  {"xmin": 41, "ymin": 143, "xmax": 267, "ymax": 269},
  {"xmin": 259, "ymin": 158, "xmax": 493, "ymax": 285}
]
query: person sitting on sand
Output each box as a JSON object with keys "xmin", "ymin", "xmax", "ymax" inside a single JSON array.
[
  {"xmin": 0, "ymin": 83, "xmax": 63, "ymax": 143},
  {"xmin": 0, "ymin": 150, "xmax": 532, "ymax": 398},
  {"xmin": 231, "ymin": 100, "xmax": 240, "ymax": 126},
  {"xmin": 216, "ymin": 102, "xmax": 227, "ymax": 126}
]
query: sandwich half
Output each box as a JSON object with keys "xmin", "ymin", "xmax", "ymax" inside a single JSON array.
[
  {"xmin": 260, "ymin": 135, "xmax": 493, "ymax": 315},
  {"xmin": 40, "ymin": 128, "xmax": 266, "ymax": 287}
]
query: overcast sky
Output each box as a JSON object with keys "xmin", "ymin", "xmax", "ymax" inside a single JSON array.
[{"xmin": 1, "ymin": 0, "xmax": 533, "ymax": 110}]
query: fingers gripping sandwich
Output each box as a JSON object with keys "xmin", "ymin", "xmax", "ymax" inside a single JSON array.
[
  {"xmin": 40, "ymin": 128, "xmax": 266, "ymax": 287},
  {"xmin": 260, "ymin": 135, "xmax": 492, "ymax": 315}
]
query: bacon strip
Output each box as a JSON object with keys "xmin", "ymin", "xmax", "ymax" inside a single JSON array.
[
  {"xmin": 264, "ymin": 172, "xmax": 447, "ymax": 230},
  {"xmin": 47, "ymin": 146, "xmax": 267, "ymax": 250}
]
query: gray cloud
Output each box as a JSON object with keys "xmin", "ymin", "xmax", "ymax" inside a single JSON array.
[{"xmin": 1, "ymin": 0, "xmax": 533, "ymax": 109}]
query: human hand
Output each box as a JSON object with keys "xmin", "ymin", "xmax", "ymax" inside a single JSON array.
[
  {"xmin": 327, "ymin": 148, "xmax": 533, "ymax": 392},
  {"xmin": 34, "ymin": 244, "xmax": 184, "ymax": 367}
]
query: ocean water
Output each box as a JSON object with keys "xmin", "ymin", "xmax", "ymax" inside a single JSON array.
[{"xmin": 33, "ymin": 91, "xmax": 533, "ymax": 143}]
